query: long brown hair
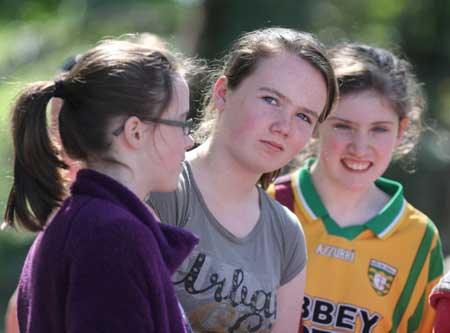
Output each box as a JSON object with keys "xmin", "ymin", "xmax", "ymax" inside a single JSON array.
[
  {"xmin": 196, "ymin": 27, "xmax": 338, "ymax": 188},
  {"xmin": 4, "ymin": 40, "xmax": 190, "ymax": 231}
]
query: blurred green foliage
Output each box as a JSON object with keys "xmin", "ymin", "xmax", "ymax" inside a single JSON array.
[{"xmin": 1, "ymin": 0, "xmax": 450, "ymax": 331}]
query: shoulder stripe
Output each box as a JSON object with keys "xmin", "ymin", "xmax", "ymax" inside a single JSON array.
[
  {"xmin": 407, "ymin": 292, "xmax": 425, "ymax": 332},
  {"xmin": 428, "ymin": 232, "xmax": 444, "ymax": 282},
  {"xmin": 390, "ymin": 221, "xmax": 435, "ymax": 333},
  {"xmin": 377, "ymin": 199, "xmax": 406, "ymax": 239}
]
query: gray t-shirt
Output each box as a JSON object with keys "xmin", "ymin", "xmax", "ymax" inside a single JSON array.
[{"xmin": 148, "ymin": 162, "xmax": 306, "ymax": 333}]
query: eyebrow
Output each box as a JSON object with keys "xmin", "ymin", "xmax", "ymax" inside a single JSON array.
[
  {"xmin": 327, "ymin": 116, "xmax": 396, "ymax": 126},
  {"xmin": 258, "ymin": 86, "xmax": 320, "ymax": 120}
]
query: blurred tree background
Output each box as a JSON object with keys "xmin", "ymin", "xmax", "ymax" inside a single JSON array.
[{"xmin": 1, "ymin": 0, "xmax": 450, "ymax": 330}]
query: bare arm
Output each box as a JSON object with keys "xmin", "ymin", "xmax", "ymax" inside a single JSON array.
[
  {"xmin": 5, "ymin": 288, "xmax": 19, "ymax": 333},
  {"xmin": 272, "ymin": 268, "xmax": 306, "ymax": 333}
]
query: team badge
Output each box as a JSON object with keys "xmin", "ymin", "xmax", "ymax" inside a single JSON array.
[{"xmin": 368, "ymin": 259, "xmax": 397, "ymax": 296}]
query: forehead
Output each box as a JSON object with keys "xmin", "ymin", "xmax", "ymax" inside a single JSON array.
[
  {"xmin": 174, "ymin": 77, "xmax": 189, "ymax": 98},
  {"xmin": 240, "ymin": 52, "xmax": 327, "ymax": 115},
  {"xmin": 334, "ymin": 90, "xmax": 399, "ymax": 123},
  {"xmin": 165, "ymin": 77, "xmax": 189, "ymax": 116}
]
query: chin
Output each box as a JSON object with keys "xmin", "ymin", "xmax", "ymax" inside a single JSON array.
[
  {"xmin": 250, "ymin": 159, "xmax": 285, "ymax": 175},
  {"xmin": 153, "ymin": 184, "xmax": 177, "ymax": 193},
  {"xmin": 153, "ymin": 178, "xmax": 179, "ymax": 193}
]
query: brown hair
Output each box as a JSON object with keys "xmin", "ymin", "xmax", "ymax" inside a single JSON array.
[
  {"xmin": 196, "ymin": 27, "xmax": 338, "ymax": 188},
  {"xmin": 293, "ymin": 43, "xmax": 425, "ymax": 169},
  {"xmin": 4, "ymin": 40, "xmax": 190, "ymax": 231},
  {"xmin": 329, "ymin": 43, "xmax": 424, "ymax": 160}
]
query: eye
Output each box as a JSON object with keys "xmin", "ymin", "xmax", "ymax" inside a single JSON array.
[
  {"xmin": 296, "ymin": 113, "xmax": 311, "ymax": 124},
  {"xmin": 372, "ymin": 126, "xmax": 389, "ymax": 133},
  {"xmin": 261, "ymin": 96, "xmax": 279, "ymax": 106},
  {"xmin": 333, "ymin": 123, "xmax": 351, "ymax": 130}
]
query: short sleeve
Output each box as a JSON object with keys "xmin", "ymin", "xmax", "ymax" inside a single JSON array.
[{"xmin": 278, "ymin": 204, "xmax": 307, "ymax": 286}]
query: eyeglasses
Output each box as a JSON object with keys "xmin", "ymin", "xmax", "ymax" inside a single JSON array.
[{"xmin": 112, "ymin": 117, "xmax": 194, "ymax": 137}]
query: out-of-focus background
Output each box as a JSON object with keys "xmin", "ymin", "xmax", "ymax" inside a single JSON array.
[{"xmin": 1, "ymin": 0, "xmax": 450, "ymax": 330}]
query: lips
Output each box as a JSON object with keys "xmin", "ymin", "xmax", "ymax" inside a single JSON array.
[
  {"xmin": 341, "ymin": 158, "xmax": 372, "ymax": 172},
  {"xmin": 260, "ymin": 140, "xmax": 284, "ymax": 152}
]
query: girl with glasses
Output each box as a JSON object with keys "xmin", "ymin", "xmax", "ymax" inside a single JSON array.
[
  {"xmin": 4, "ymin": 39, "xmax": 199, "ymax": 333},
  {"xmin": 148, "ymin": 27, "xmax": 338, "ymax": 332}
]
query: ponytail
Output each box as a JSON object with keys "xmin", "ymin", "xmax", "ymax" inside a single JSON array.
[{"xmin": 4, "ymin": 82, "xmax": 68, "ymax": 231}]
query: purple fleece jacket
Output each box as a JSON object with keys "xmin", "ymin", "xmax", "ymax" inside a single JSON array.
[{"xmin": 17, "ymin": 169, "xmax": 198, "ymax": 333}]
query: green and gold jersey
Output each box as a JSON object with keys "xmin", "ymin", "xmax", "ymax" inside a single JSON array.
[{"xmin": 268, "ymin": 163, "xmax": 444, "ymax": 333}]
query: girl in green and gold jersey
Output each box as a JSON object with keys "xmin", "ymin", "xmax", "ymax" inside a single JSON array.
[{"xmin": 269, "ymin": 43, "xmax": 444, "ymax": 333}]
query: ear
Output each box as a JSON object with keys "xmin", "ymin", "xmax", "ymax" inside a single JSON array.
[
  {"xmin": 123, "ymin": 116, "xmax": 145, "ymax": 149},
  {"xmin": 213, "ymin": 76, "xmax": 229, "ymax": 111},
  {"xmin": 396, "ymin": 117, "xmax": 408, "ymax": 145}
]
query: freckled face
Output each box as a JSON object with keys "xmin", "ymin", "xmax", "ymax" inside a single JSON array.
[
  {"xmin": 214, "ymin": 52, "xmax": 328, "ymax": 175},
  {"xmin": 315, "ymin": 90, "xmax": 406, "ymax": 192}
]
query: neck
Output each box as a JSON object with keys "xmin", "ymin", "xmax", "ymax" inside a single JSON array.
[
  {"xmin": 310, "ymin": 161, "xmax": 389, "ymax": 227},
  {"xmin": 87, "ymin": 162, "xmax": 147, "ymax": 200},
  {"xmin": 188, "ymin": 139, "xmax": 260, "ymax": 202},
  {"xmin": 187, "ymin": 139, "xmax": 261, "ymax": 237}
]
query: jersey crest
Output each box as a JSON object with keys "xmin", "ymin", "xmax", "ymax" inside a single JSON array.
[{"xmin": 368, "ymin": 259, "xmax": 397, "ymax": 296}]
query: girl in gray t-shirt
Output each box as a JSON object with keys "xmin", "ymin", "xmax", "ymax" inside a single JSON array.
[{"xmin": 149, "ymin": 27, "xmax": 338, "ymax": 333}]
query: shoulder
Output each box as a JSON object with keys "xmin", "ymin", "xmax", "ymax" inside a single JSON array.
[
  {"xmin": 377, "ymin": 176, "xmax": 440, "ymax": 239},
  {"xmin": 398, "ymin": 201, "xmax": 444, "ymax": 281},
  {"xmin": 261, "ymin": 189, "xmax": 303, "ymax": 236},
  {"xmin": 261, "ymin": 189, "xmax": 307, "ymax": 284},
  {"xmin": 67, "ymin": 196, "xmax": 155, "ymax": 256},
  {"xmin": 402, "ymin": 201, "xmax": 440, "ymax": 237}
]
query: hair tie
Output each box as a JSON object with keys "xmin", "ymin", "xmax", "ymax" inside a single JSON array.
[{"xmin": 53, "ymin": 80, "xmax": 65, "ymax": 98}]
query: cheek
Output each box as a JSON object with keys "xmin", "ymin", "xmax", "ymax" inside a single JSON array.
[
  {"xmin": 319, "ymin": 132, "xmax": 346, "ymax": 155},
  {"xmin": 153, "ymin": 129, "xmax": 182, "ymax": 160},
  {"xmin": 225, "ymin": 103, "xmax": 261, "ymax": 138},
  {"xmin": 374, "ymin": 134, "xmax": 399, "ymax": 155}
]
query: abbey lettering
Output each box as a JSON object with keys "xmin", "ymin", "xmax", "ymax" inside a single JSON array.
[{"xmin": 302, "ymin": 295, "xmax": 381, "ymax": 333}]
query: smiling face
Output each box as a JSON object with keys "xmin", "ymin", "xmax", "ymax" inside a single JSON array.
[
  {"xmin": 314, "ymin": 90, "xmax": 407, "ymax": 192},
  {"xmin": 212, "ymin": 51, "xmax": 327, "ymax": 175}
]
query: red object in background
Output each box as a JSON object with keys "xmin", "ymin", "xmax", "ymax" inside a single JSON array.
[
  {"xmin": 298, "ymin": 318, "xmax": 303, "ymax": 333},
  {"xmin": 433, "ymin": 297, "xmax": 450, "ymax": 333}
]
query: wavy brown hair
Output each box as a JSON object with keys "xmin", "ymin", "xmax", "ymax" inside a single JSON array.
[{"xmin": 292, "ymin": 43, "xmax": 425, "ymax": 171}]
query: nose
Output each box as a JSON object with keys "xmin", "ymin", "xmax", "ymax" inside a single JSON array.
[
  {"xmin": 270, "ymin": 111, "xmax": 291, "ymax": 138},
  {"xmin": 348, "ymin": 130, "xmax": 370, "ymax": 156},
  {"xmin": 184, "ymin": 134, "xmax": 195, "ymax": 150}
]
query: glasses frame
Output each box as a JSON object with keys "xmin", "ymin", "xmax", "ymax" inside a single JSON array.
[{"xmin": 112, "ymin": 117, "xmax": 193, "ymax": 137}]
